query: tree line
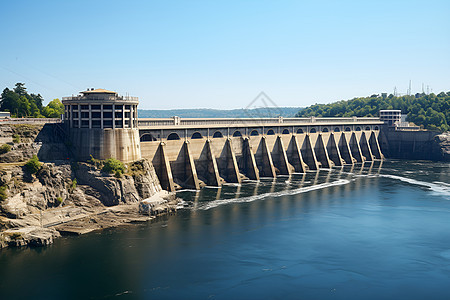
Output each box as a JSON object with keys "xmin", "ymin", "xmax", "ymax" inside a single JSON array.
[
  {"xmin": 0, "ymin": 83, "xmax": 64, "ymax": 118},
  {"xmin": 295, "ymin": 92, "xmax": 450, "ymax": 132}
]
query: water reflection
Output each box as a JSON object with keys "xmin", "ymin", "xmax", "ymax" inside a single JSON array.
[{"xmin": 1, "ymin": 160, "xmax": 450, "ymax": 300}]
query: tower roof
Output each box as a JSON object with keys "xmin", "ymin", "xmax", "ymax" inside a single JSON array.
[{"xmin": 81, "ymin": 88, "xmax": 116, "ymax": 94}]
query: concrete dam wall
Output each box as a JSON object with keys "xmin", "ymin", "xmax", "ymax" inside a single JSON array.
[
  {"xmin": 380, "ymin": 129, "xmax": 447, "ymax": 161},
  {"xmin": 141, "ymin": 130, "xmax": 383, "ymax": 191}
]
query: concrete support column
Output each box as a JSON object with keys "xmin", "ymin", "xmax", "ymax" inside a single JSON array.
[
  {"xmin": 224, "ymin": 138, "xmax": 242, "ymax": 183},
  {"xmin": 184, "ymin": 141, "xmax": 200, "ymax": 189},
  {"xmin": 260, "ymin": 136, "xmax": 277, "ymax": 177},
  {"xmin": 274, "ymin": 136, "xmax": 293, "ymax": 175},
  {"xmin": 349, "ymin": 133, "xmax": 365, "ymax": 163},
  {"xmin": 158, "ymin": 142, "xmax": 175, "ymax": 192},
  {"xmin": 100, "ymin": 105, "xmax": 104, "ymax": 129},
  {"xmin": 89, "ymin": 104, "xmax": 92, "ymax": 129},
  {"xmin": 339, "ymin": 133, "xmax": 355, "ymax": 164},
  {"xmin": 289, "ymin": 135, "xmax": 308, "ymax": 172},
  {"xmin": 70, "ymin": 105, "xmax": 73, "ymax": 128},
  {"xmin": 359, "ymin": 132, "xmax": 373, "ymax": 161},
  {"xmin": 243, "ymin": 137, "xmax": 260, "ymax": 180},
  {"xmin": 313, "ymin": 134, "xmax": 333, "ymax": 168},
  {"xmin": 326, "ymin": 133, "xmax": 344, "ymax": 166},
  {"xmin": 301, "ymin": 135, "xmax": 320, "ymax": 170},
  {"xmin": 112, "ymin": 105, "xmax": 116, "ymax": 129},
  {"xmin": 78, "ymin": 104, "xmax": 81, "ymax": 128},
  {"xmin": 122, "ymin": 104, "xmax": 125, "ymax": 128},
  {"xmin": 206, "ymin": 140, "xmax": 222, "ymax": 186}
]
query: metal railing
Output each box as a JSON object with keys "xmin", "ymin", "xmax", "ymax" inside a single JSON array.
[
  {"xmin": 0, "ymin": 118, "xmax": 62, "ymax": 124},
  {"xmin": 62, "ymin": 96, "xmax": 138, "ymax": 102},
  {"xmin": 137, "ymin": 116, "xmax": 382, "ymax": 128}
]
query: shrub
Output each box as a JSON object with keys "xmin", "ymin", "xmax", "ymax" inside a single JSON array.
[
  {"xmin": 71, "ymin": 178, "xmax": 77, "ymax": 190},
  {"xmin": 114, "ymin": 170, "xmax": 123, "ymax": 178},
  {"xmin": 56, "ymin": 197, "xmax": 63, "ymax": 206},
  {"xmin": 102, "ymin": 158, "xmax": 125, "ymax": 175},
  {"xmin": 12, "ymin": 134, "xmax": 20, "ymax": 143},
  {"xmin": 89, "ymin": 155, "xmax": 102, "ymax": 169},
  {"xmin": 25, "ymin": 155, "xmax": 42, "ymax": 175},
  {"xmin": 0, "ymin": 144, "xmax": 11, "ymax": 154},
  {"xmin": 0, "ymin": 185, "xmax": 7, "ymax": 201}
]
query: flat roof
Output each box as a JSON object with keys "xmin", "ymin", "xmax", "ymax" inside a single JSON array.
[{"xmin": 81, "ymin": 88, "xmax": 116, "ymax": 94}]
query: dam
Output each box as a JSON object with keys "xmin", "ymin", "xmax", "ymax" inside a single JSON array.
[
  {"xmin": 62, "ymin": 89, "xmax": 385, "ymax": 191},
  {"xmin": 138, "ymin": 117, "xmax": 384, "ymax": 191}
]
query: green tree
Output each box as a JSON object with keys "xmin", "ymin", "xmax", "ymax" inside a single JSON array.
[
  {"xmin": 13, "ymin": 83, "xmax": 27, "ymax": 96},
  {"xmin": 42, "ymin": 99, "xmax": 64, "ymax": 118},
  {"xmin": 295, "ymin": 91, "xmax": 450, "ymax": 132}
]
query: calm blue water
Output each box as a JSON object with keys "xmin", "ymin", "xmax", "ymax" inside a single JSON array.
[{"xmin": 0, "ymin": 160, "xmax": 449, "ymax": 300}]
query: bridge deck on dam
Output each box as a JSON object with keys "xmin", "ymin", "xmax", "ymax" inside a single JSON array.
[{"xmin": 137, "ymin": 117, "xmax": 384, "ymax": 192}]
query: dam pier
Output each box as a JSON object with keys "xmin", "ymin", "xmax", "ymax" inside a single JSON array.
[{"xmin": 62, "ymin": 89, "xmax": 385, "ymax": 191}]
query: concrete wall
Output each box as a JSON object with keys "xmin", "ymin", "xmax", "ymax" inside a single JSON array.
[
  {"xmin": 380, "ymin": 129, "xmax": 441, "ymax": 160},
  {"xmin": 69, "ymin": 128, "xmax": 141, "ymax": 163},
  {"xmin": 141, "ymin": 130, "xmax": 383, "ymax": 191}
]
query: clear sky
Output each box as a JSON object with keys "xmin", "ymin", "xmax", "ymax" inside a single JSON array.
[{"xmin": 1, "ymin": 0, "xmax": 449, "ymax": 109}]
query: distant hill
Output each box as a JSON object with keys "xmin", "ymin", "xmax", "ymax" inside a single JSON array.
[
  {"xmin": 138, "ymin": 107, "xmax": 303, "ymax": 118},
  {"xmin": 295, "ymin": 92, "xmax": 450, "ymax": 132}
]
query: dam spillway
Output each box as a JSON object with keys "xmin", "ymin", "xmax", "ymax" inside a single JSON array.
[{"xmin": 137, "ymin": 117, "xmax": 384, "ymax": 191}]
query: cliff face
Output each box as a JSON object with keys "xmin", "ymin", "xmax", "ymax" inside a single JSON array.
[
  {"xmin": 432, "ymin": 133, "xmax": 450, "ymax": 161},
  {"xmin": 0, "ymin": 123, "xmax": 177, "ymax": 249}
]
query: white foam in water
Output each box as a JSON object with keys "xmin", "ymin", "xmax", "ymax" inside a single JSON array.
[
  {"xmin": 379, "ymin": 174, "xmax": 450, "ymax": 199},
  {"xmin": 177, "ymin": 189, "xmax": 199, "ymax": 193},
  {"xmin": 198, "ymin": 179, "xmax": 351, "ymax": 210}
]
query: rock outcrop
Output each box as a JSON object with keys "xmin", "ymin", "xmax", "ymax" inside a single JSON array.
[
  {"xmin": 0, "ymin": 123, "xmax": 180, "ymax": 249},
  {"xmin": 431, "ymin": 133, "xmax": 450, "ymax": 161}
]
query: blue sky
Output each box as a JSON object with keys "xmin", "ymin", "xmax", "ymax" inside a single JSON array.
[{"xmin": 0, "ymin": 0, "xmax": 449, "ymax": 109}]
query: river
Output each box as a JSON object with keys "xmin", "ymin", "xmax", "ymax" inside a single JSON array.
[{"xmin": 0, "ymin": 160, "xmax": 449, "ymax": 299}]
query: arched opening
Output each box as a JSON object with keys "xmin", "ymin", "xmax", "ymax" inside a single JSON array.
[
  {"xmin": 191, "ymin": 132, "xmax": 203, "ymax": 139},
  {"xmin": 140, "ymin": 134, "xmax": 157, "ymax": 142},
  {"xmin": 232, "ymin": 131, "xmax": 242, "ymax": 137},
  {"xmin": 267, "ymin": 129, "xmax": 275, "ymax": 135},
  {"xmin": 212, "ymin": 131, "xmax": 223, "ymax": 138},
  {"xmin": 167, "ymin": 133, "xmax": 180, "ymax": 140},
  {"xmin": 322, "ymin": 128, "xmax": 329, "ymax": 132},
  {"xmin": 334, "ymin": 127, "xmax": 340, "ymax": 132},
  {"xmin": 297, "ymin": 128, "xmax": 304, "ymax": 134},
  {"xmin": 250, "ymin": 130, "xmax": 259, "ymax": 136},
  {"xmin": 374, "ymin": 126, "xmax": 379, "ymax": 130},
  {"xmin": 345, "ymin": 127, "xmax": 351, "ymax": 132},
  {"xmin": 282, "ymin": 129, "xmax": 290, "ymax": 134},
  {"xmin": 365, "ymin": 126, "xmax": 371, "ymax": 131},
  {"xmin": 355, "ymin": 127, "xmax": 361, "ymax": 131},
  {"xmin": 310, "ymin": 128, "xmax": 317, "ymax": 133}
]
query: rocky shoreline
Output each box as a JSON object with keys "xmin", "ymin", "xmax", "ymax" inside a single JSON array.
[{"xmin": 0, "ymin": 124, "xmax": 181, "ymax": 249}]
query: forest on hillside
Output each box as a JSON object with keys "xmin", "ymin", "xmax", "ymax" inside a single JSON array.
[
  {"xmin": 0, "ymin": 83, "xmax": 64, "ymax": 118},
  {"xmin": 138, "ymin": 107, "xmax": 302, "ymax": 118},
  {"xmin": 296, "ymin": 92, "xmax": 450, "ymax": 132}
]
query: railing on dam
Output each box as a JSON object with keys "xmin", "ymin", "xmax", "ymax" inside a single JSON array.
[
  {"xmin": 138, "ymin": 116, "xmax": 382, "ymax": 128},
  {"xmin": 0, "ymin": 118, "xmax": 62, "ymax": 124}
]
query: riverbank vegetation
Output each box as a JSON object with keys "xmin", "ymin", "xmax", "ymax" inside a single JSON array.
[
  {"xmin": 296, "ymin": 92, "xmax": 450, "ymax": 132},
  {"xmin": 0, "ymin": 83, "xmax": 64, "ymax": 118}
]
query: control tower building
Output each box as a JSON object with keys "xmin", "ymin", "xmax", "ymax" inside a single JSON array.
[{"xmin": 62, "ymin": 88, "xmax": 141, "ymax": 163}]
